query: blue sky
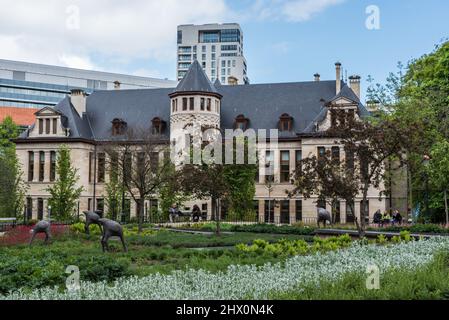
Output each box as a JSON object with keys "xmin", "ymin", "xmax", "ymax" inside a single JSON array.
[{"xmin": 0, "ymin": 0, "xmax": 448, "ymax": 100}]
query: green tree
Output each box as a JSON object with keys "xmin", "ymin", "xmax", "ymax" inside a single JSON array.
[
  {"xmin": 0, "ymin": 148, "xmax": 28, "ymax": 218},
  {"xmin": 159, "ymin": 162, "xmax": 188, "ymax": 221},
  {"xmin": 46, "ymin": 145, "xmax": 83, "ymax": 221},
  {"xmin": 0, "ymin": 116, "xmax": 27, "ymax": 218},
  {"xmin": 366, "ymin": 41, "xmax": 449, "ymax": 222},
  {"xmin": 429, "ymin": 140, "xmax": 449, "ymax": 225},
  {"xmin": 104, "ymin": 165, "xmax": 124, "ymax": 221},
  {"xmin": 0, "ymin": 116, "xmax": 19, "ymax": 150}
]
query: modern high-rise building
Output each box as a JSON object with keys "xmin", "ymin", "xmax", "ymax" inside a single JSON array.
[
  {"xmin": 176, "ymin": 23, "xmax": 249, "ymax": 85},
  {"xmin": 0, "ymin": 59, "xmax": 177, "ymax": 109}
]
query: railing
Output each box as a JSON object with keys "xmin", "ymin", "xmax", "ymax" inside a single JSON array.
[{"xmin": 0, "ymin": 218, "xmax": 17, "ymax": 232}]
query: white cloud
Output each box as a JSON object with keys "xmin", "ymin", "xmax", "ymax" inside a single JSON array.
[
  {"xmin": 282, "ymin": 0, "xmax": 345, "ymax": 22},
  {"xmin": 248, "ymin": 0, "xmax": 345, "ymax": 22},
  {"xmin": 0, "ymin": 0, "xmax": 231, "ymax": 74}
]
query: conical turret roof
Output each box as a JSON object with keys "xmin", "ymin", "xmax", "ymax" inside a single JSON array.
[{"xmin": 171, "ymin": 60, "xmax": 220, "ymax": 97}]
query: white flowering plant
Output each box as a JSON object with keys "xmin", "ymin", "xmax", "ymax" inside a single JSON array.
[{"xmin": 2, "ymin": 237, "xmax": 448, "ymax": 300}]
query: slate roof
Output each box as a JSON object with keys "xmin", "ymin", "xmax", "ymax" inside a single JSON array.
[
  {"xmin": 19, "ymin": 67, "xmax": 369, "ymax": 141},
  {"xmin": 172, "ymin": 60, "xmax": 219, "ymax": 95}
]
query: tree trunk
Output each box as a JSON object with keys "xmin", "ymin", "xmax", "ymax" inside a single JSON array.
[
  {"xmin": 215, "ymin": 197, "xmax": 221, "ymax": 237},
  {"xmin": 361, "ymin": 186, "xmax": 369, "ymax": 233},
  {"xmin": 138, "ymin": 197, "xmax": 145, "ymax": 233},
  {"xmin": 444, "ymin": 189, "xmax": 448, "ymax": 226}
]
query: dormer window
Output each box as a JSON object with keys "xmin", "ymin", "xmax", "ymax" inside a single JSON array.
[
  {"xmin": 111, "ymin": 118, "xmax": 127, "ymax": 136},
  {"xmin": 234, "ymin": 114, "xmax": 249, "ymax": 131},
  {"xmin": 279, "ymin": 113, "xmax": 293, "ymax": 131},
  {"xmin": 152, "ymin": 117, "xmax": 166, "ymax": 135}
]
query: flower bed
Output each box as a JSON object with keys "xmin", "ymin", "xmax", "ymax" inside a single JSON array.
[
  {"xmin": 0, "ymin": 224, "xmax": 68, "ymax": 246},
  {"xmin": 3, "ymin": 237, "xmax": 448, "ymax": 300}
]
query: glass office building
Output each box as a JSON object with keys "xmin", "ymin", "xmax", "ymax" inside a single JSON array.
[{"xmin": 0, "ymin": 59, "xmax": 177, "ymax": 109}]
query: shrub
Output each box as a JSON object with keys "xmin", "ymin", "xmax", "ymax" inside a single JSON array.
[
  {"xmin": 236, "ymin": 234, "xmax": 352, "ymax": 256},
  {"xmin": 70, "ymin": 222, "xmax": 101, "ymax": 235}
]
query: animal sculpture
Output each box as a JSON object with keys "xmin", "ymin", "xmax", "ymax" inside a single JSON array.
[
  {"xmin": 29, "ymin": 220, "xmax": 51, "ymax": 246},
  {"xmin": 83, "ymin": 210, "xmax": 103, "ymax": 235},
  {"xmin": 317, "ymin": 207, "xmax": 332, "ymax": 228},
  {"xmin": 98, "ymin": 218, "xmax": 127, "ymax": 252}
]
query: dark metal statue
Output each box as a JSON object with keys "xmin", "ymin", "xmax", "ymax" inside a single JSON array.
[
  {"xmin": 317, "ymin": 207, "xmax": 332, "ymax": 228},
  {"xmin": 83, "ymin": 210, "xmax": 103, "ymax": 235},
  {"xmin": 29, "ymin": 220, "xmax": 51, "ymax": 246},
  {"xmin": 98, "ymin": 218, "xmax": 127, "ymax": 252}
]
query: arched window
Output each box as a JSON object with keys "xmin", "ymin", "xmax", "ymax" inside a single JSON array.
[
  {"xmin": 111, "ymin": 118, "xmax": 127, "ymax": 136},
  {"xmin": 279, "ymin": 113, "xmax": 293, "ymax": 131}
]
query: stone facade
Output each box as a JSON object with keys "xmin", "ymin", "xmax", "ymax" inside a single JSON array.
[{"xmin": 14, "ymin": 61, "xmax": 395, "ymax": 224}]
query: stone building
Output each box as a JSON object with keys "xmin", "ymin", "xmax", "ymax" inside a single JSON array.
[{"xmin": 14, "ymin": 60, "xmax": 389, "ymax": 223}]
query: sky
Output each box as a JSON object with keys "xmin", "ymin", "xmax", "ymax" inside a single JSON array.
[{"xmin": 0, "ymin": 0, "xmax": 448, "ymax": 101}]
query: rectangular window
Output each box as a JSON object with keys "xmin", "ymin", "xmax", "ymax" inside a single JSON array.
[
  {"xmin": 52, "ymin": 118, "xmax": 57, "ymax": 134},
  {"xmin": 211, "ymin": 45, "xmax": 216, "ymax": 52},
  {"xmin": 211, "ymin": 53, "xmax": 216, "ymax": 60},
  {"xmin": 26, "ymin": 197, "xmax": 33, "ymax": 220},
  {"xmin": 221, "ymin": 60, "xmax": 226, "ymax": 68},
  {"xmin": 177, "ymin": 30, "xmax": 182, "ymax": 44},
  {"xmin": 295, "ymin": 150, "xmax": 302, "ymax": 175},
  {"xmin": 97, "ymin": 153, "xmax": 105, "ymax": 183},
  {"xmin": 28, "ymin": 151, "xmax": 34, "ymax": 181},
  {"xmin": 211, "ymin": 61, "xmax": 216, "ymax": 69},
  {"xmin": 331, "ymin": 146, "xmax": 340, "ymax": 163},
  {"xmin": 189, "ymin": 97, "xmax": 194, "ymax": 111},
  {"xmin": 88, "ymin": 152, "xmax": 93, "ymax": 183},
  {"xmin": 39, "ymin": 151, "xmax": 45, "ymax": 182},
  {"xmin": 37, "ymin": 198, "xmax": 44, "ymax": 220},
  {"xmin": 97, "ymin": 198, "xmax": 104, "ymax": 213},
  {"xmin": 124, "ymin": 152, "xmax": 132, "ymax": 183},
  {"xmin": 253, "ymin": 200, "xmax": 259, "ymax": 216},
  {"xmin": 346, "ymin": 149, "xmax": 354, "ymax": 173},
  {"xmin": 202, "ymin": 45, "xmax": 206, "ymax": 52},
  {"xmin": 280, "ymin": 200, "xmax": 290, "ymax": 224},
  {"xmin": 346, "ymin": 201, "xmax": 355, "ymax": 223},
  {"xmin": 227, "ymin": 60, "xmax": 231, "ymax": 67},
  {"xmin": 264, "ymin": 200, "xmax": 274, "ymax": 223},
  {"xmin": 280, "ymin": 151, "xmax": 290, "ymax": 183},
  {"xmin": 88, "ymin": 198, "xmax": 92, "ymax": 211},
  {"xmin": 202, "ymin": 54, "xmax": 206, "ymax": 60},
  {"xmin": 232, "ymin": 60, "xmax": 236, "ymax": 67},
  {"xmin": 182, "ymin": 97, "xmax": 188, "ymax": 111},
  {"xmin": 200, "ymin": 98, "xmax": 205, "ymax": 111},
  {"xmin": 45, "ymin": 119, "xmax": 50, "ymax": 134},
  {"xmin": 50, "ymin": 151, "xmax": 56, "ymax": 182},
  {"xmin": 317, "ymin": 147, "xmax": 326, "ymax": 159},
  {"xmin": 207, "ymin": 98, "xmax": 211, "ymax": 111},
  {"xmin": 39, "ymin": 119, "xmax": 43, "ymax": 134},
  {"xmin": 296, "ymin": 200, "xmax": 302, "ymax": 222},
  {"xmin": 265, "ymin": 150, "xmax": 274, "ymax": 182}
]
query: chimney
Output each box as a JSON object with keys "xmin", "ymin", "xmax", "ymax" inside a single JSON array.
[
  {"xmin": 349, "ymin": 75, "xmax": 361, "ymax": 99},
  {"xmin": 314, "ymin": 73, "xmax": 320, "ymax": 82},
  {"xmin": 114, "ymin": 80, "xmax": 121, "ymax": 90},
  {"xmin": 335, "ymin": 62, "xmax": 342, "ymax": 94},
  {"xmin": 70, "ymin": 89, "xmax": 87, "ymax": 117}
]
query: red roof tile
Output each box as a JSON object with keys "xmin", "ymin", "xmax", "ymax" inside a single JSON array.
[{"xmin": 0, "ymin": 106, "xmax": 39, "ymax": 126}]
